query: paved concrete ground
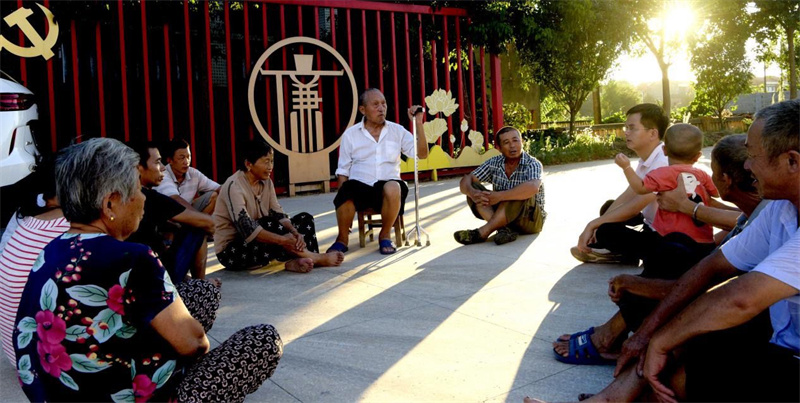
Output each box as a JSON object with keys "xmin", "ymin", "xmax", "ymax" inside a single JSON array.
[{"xmin": 0, "ymin": 150, "xmax": 714, "ymax": 402}]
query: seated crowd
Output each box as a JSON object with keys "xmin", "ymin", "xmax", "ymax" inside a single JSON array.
[{"xmin": 0, "ymin": 89, "xmax": 797, "ymax": 402}]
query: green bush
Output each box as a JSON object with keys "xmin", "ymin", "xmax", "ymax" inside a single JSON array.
[
  {"xmin": 503, "ymin": 102, "xmax": 534, "ymax": 130},
  {"xmin": 524, "ymin": 128, "xmax": 631, "ymax": 165},
  {"xmin": 601, "ymin": 111, "xmax": 626, "ymax": 124}
]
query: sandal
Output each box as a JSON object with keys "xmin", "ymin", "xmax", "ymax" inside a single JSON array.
[
  {"xmin": 326, "ymin": 241, "xmax": 349, "ymax": 254},
  {"xmin": 453, "ymin": 229, "xmax": 485, "ymax": 245},
  {"xmin": 553, "ymin": 327, "xmax": 615, "ymax": 365},
  {"xmin": 494, "ymin": 226, "xmax": 518, "ymax": 245},
  {"xmin": 379, "ymin": 239, "xmax": 396, "ymax": 255}
]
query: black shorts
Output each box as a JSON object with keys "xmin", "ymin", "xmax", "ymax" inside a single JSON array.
[
  {"xmin": 333, "ymin": 179, "xmax": 409, "ymax": 215},
  {"xmin": 684, "ymin": 311, "xmax": 797, "ymax": 402}
]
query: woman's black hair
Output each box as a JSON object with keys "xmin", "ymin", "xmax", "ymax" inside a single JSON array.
[{"xmin": 240, "ymin": 138, "xmax": 273, "ymax": 171}]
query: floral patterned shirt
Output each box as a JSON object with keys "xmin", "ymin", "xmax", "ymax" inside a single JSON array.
[{"xmin": 13, "ymin": 233, "xmax": 182, "ymax": 402}]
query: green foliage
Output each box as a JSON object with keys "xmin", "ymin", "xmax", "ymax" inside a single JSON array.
[
  {"xmin": 602, "ymin": 111, "xmax": 627, "ymax": 124},
  {"xmin": 524, "ymin": 129, "xmax": 629, "ymax": 166},
  {"xmin": 539, "ymin": 93, "xmax": 570, "ymax": 122},
  {"xmin": 510, "ymin": 0, "xmax": 632, "ymax": 135},
  {"xmin": 600, "ymin": 81, "xmax": 642, "ymax": 117},
  {"xmin": 690, "ymin": 0, "xmax": 752, "ymax": 122},
  {"xmin": 503, "ymin": 103, "xmax": 534, "ymax": 130},
  {"xmin": 751, "ymin": 0, "xmax": 800, "ymax": 97}
]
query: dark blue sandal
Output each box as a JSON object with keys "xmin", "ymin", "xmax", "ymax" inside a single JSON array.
[
  {"xmin": 326, "ymin": 241, "xmax": 348, "ymax": 253},
  {"xmin": 379, "ymin": 239, "xmax": 396, "ymax": 255},
  {"xmin": 554, "ymin": 327, "xmax": 595, "ymax": 343},
  {"xmin": 553, "ymin": 327, "xmax": 615, "ymax": 365}
]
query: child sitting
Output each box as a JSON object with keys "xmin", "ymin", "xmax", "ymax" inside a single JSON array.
[{"xmin": 615, "ymin": 123, "xmax": 718, "ymax": 248}]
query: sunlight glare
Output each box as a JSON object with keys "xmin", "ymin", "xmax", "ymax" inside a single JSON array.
[{"xmin": 663, "ymin": 3, "xmax": 695, "ymax": 41}]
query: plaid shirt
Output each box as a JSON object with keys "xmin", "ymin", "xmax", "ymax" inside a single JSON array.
[{"xmin": 471, "ymin": 152, "xmax": 546, "ymax": 218}]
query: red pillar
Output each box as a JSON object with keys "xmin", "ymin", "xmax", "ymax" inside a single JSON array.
[{"xmin": 489, "ymin": 54, "xmax": 503, "ymax": 134}]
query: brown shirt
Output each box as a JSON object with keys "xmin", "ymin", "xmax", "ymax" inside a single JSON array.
[{"xmin": 213, "ymin": 170, "xmax": 286, "ymax": 253}]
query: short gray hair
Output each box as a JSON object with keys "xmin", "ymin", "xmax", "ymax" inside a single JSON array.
[
  {"xmin": 55, "ymin": 138, "xmax": 140, "ymax": 223},
  {"xmin": 754, "ymin": 99, "xmax": 799, "ymax": 161}
]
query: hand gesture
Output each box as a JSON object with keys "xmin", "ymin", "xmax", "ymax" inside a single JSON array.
[
  {"xmin": 292, "ymin": 232, "xmax": 306, "ymax": 252},
  {"xmin": 607, "ymin": 275, "xmax": 629, "ymax": 303},
  {"xmin": 656, "ymin": 174, "xmax": 688, "ymax": 213},
  {"xmin": 615, "ymin": 153, "xmax": 631, "ymax": 169},
  {"xmin": 576, "ymin": 225, "xmax": 598, "ymax": 253}
]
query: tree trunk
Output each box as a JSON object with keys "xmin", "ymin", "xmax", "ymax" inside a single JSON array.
[
  {"xmin": 661, "ymin": 63, "xmax": 671, "ymax": 118},
  {"xmin": 592, "ymin": 88, "xmax": 602, "ymax": 124},
  {"xmin": 787, "ymin": 25, "xmax": 797, "ymax": 99},
  {"xmin": 569, "ymin": 107, "xmax": 577, "ymax": 136}
]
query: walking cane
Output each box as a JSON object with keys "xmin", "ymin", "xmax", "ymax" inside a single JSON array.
[{"xmin": 407, "ymin": 107, "xmax": 430, "ymax": 247}]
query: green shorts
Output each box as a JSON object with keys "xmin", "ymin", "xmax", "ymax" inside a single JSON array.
[{"xmin": 466, "ymin": 182, "xmax": 544, "ymax": 234}]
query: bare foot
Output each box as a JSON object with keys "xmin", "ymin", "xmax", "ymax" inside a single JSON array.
[
  {"xmin": 285, "ymin": 258, "xmax": 314, "ymax": 273},
  {"xmin": 315, "ymin": 251, "xmax": 345, "ymax": 267},
  {"xmin": 208, "ymin": 278, "xmax": 222, "ymax": 288}
]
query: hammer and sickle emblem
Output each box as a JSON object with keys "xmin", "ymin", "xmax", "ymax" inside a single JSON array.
[{"xmin": 0, "ymin": 3, "xmax": 59, "ymax": 60}]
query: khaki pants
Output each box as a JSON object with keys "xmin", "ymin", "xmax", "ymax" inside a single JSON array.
[{"xmin": 467, "ymin": 182, "xmax": 544, "ymax": 234}]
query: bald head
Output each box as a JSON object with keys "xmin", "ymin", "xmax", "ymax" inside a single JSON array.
[{"xmin": 664, "ymin": 123, "xmax": 703, "ymax": 161}]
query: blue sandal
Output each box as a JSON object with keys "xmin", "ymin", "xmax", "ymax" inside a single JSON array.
[
  {"xmin": 326, "ymin": 241, "xmax": 348, "ymax": 253},
  {"xmin": 379, "ymin": 239, "xmax": 396, "ymax": 255},
  {"xmin": 553, "ymin": 327, "xmax": 615, "ymax": 365}
]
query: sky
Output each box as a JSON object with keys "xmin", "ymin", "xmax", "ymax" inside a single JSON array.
[{"xmin": 608, "ymin": 38, "xmax": 783, "ymax": 86}]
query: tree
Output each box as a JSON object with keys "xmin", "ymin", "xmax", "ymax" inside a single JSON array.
[
  {"xmin": 510, "ymin": 0, "xmax": 632, "ymax": 134},
  {"xmin": 751, "ymin": 0, "xmax": 800, "ymax": 99},
  {"xmin": 689, "ymin": 0, "xmax": 752, "ymax": 122},
  {"xmin": 600, "ymin": 81, "xmax": 642, "ymax": 116},
  {"xmin": 623, "ymin": 0, "xmax": 700, "ymax": 117}
]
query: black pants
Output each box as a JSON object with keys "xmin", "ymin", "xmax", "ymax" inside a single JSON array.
[
  {"xmin": 217, "ymin": 213, "xmax": 319, "ymax": 271},
  {"xmin": 333, "ymin": 179, "xmax": 409, "ymax": 215},
  {"xmin": 617, "ymin": 232, "xmax": 716, "ymax": 331}
]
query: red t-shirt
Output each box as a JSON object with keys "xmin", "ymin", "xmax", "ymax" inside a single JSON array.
[{"xmin": 643, "ymin": 165, "xmax": 719, "ymax": 243}]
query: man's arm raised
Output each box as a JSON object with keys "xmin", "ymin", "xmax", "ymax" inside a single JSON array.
[{"xmin": 613, "ymin": 250, "xmax": 741, "ymax": 377}]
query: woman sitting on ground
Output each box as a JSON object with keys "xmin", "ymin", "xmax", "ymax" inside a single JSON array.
[
  {"xmin": 213, "ymin": 139, "xmax": 344, "ymax": 272},
  {"xmin": 13, "ymin": 138, "xmax": 282, "ymax": 402},
  {"xmin": 0, "ymin": 159, "xmax": 70, "ymax": 365}
]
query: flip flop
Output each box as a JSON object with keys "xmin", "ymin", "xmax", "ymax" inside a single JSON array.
[
  {"xmin": 553, "ymin": 327, "xmax": 615, "ymax": 366},
  {"xmin": 326, "ymin": 241, "xmax": 348, "ymax": 254},
  {"xmin": 554, "ymin": 327, "xmax": 595, "ymax": 343},
  {"xmin": 379, "ymin": 239, "xmax": 396, "ymax": 255}
]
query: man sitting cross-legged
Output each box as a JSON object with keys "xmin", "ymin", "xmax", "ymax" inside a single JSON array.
[
  {"xmin": 327, "ymin": 88, "xmax": 428, "ymax": 255},
  {"xmin": 128, "ymin": 141, "xmax": 215, "ymax": 282},
  {"xmin": 453, "ymin": 126, "xmax": 546, "ymax": 245}
]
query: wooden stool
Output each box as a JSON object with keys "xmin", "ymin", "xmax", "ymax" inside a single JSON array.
[{"xmin": 357, "ymin": 209, "xmax": 406, "ymax": 248}]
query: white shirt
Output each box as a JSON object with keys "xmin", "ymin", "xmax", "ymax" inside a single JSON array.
[
  {"xmin": 155, "ymin": 165, "xmax": 220, "ymax": 203},
  {"xmin": 335, "ymin": 120, "xmax": 416, "ymax": 185},
  {"xmin": 635, "ymin": 143, "xmax": 668, "ymax": 226},
  {"xmin": 721, "ymin": 200, "xmax": 799, "ymax": 352}
]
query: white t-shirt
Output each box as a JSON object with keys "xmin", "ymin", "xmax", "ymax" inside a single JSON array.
[
  {"xmin": 721, "ymin": 200, "xmax": 799, "ymax": 352},
  {"xmin": 635, "ymin": 143, "xmax": 669, "ymax": 227},
  {"xmin": 155, "ymin": 165, "xmax": 220, "ymax": 203},
  {"xmin": 335, "ymin": 120, "xmax": 416, "ymax": 186}
]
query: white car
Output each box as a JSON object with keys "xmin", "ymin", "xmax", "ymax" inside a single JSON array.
[{"xmin": 0, "ymin": 74, "xmax": 39, "ymax": 187}]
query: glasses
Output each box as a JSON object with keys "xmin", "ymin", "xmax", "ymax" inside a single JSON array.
[{"xmin": 622, "ymin": 126, "xmax": 651, "ymax": 133}]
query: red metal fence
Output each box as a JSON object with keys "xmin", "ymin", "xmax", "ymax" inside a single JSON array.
[{"xmin": 1, "ymin": 0, "xmax": 504, "ymax": 191}]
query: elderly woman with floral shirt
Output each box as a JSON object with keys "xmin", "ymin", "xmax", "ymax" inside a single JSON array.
[{"xmin": 13, "ymin": 138, "xmax": 282, "ymax": 402}]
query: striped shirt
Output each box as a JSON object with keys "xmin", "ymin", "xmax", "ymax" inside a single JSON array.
[
  {"xmin": 471, "ymin": 152, "xmax": 546, "ymax": 219},
  {"xmin": 0, "ymin": 215, "xmax": 69, "ymax": 364}
]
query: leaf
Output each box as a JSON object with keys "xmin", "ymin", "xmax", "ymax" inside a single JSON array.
[
  {"xmin": 31, "ymin": 252, "xmax": 45, "ymax": 273},
  {"xmin": 119, "ymin": 270, "xmax": 130, "ymax": 287},
  {"xmin": 91, "ymin": 309, "xmax": 123, "ymax": 343},
  {"xmin": 17, "ymin": 317, "xmax": 37, "ymax": 333},
  {"xmin": 64, "ymin": 325, "xmax": 89, "ymax": 342},
  {"xmin": 66, "ymin": 285, "xmax": 109, "ymax": 307},
  {"xmin": 18, "ymin": 370, "xmax": 33, "ymax": 385},
  {"xmin": 18, "ymin": 354, "xmax": 31, "ymax": 371},
  {"xmin": 115, "ymin": 324, "xmax": 136, "ymax": 339},
  {"xmin": 17, "ymin": 331, "xmax": 32, "ymax": 349},
  {"xmin": 59, "ymin": 371, "xmax": 79, "ymax": 391},
  {"xmin": 110, "ymin": 388, "xmax": 135, "ymax": 403},
  {"xmin": 40, "ymin": 279, "xmax": 58, "ymax": 312},
  {"xmin": 152, "ymin": 360, "xmax": 176, "ymax": 388},
  {"xmin": 70, "ymin": 354, "xmax": 111, "ymax": 373}
]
